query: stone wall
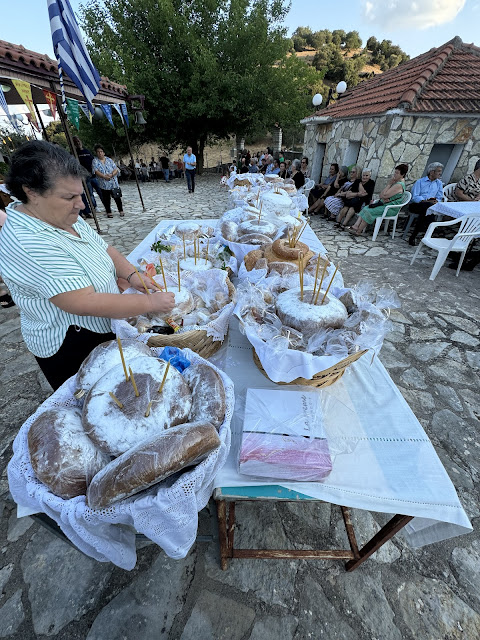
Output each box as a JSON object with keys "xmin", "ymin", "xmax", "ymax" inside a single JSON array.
[{"xmin": 303, "ymin": 114, "xmax": 480, "ymax": 194}]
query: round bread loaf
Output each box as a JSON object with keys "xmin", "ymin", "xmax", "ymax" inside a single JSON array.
[
  {"xmin": 28, "ymin": 407, "xmax": 109, "ymax": 499},
  {"xmin": 220, "ymin": 220, "xmax": 238, "ymax": 242},
  {"xmin": 183, "ymin": 363, "xmax": 226, "ymax": 428},
  {"xmin": 237, "ymin": 233, "xmax": 273, "ymax": 245},
  {"xmin": 82, "ymin": 357, "xmax": 192, "ymax": 456},
  {"xmin": 87, "ymin": 422, "xmax": 220, "ymax": 509},
  {"xmin": 272, "ymin": 238, "xmax": 309, "ymax": 261},
  {"xmin": 75, "ymin": 339, "xmax": 152, "ymax": 398},
  {"xmin": 150, "ymin": 287, "xmax": 194, "ymax": 322},
  {"xmin": 244, "ymin": 249, "xmax": 265, "ymax": 271},
  {"xmin": 176, "ymin": 222, "xmax": 200, "ymax": 239},
  {"xmin": 276, "ymin": 287, "xmax": 348, "ymax": 338},
  {"xmin": 238, "ymin": 219, "xmax": 277, "ymax": 238},
  {"xmin": 260, "ymin": 192, "xmax": 292, "ymax": 218},
  {"xmin": 268, "ymin": 261, "xmax": 298, "ymax": 275},
  {"xmin": 179, "ymin": 258, "xmax": 213, "ymax": 272}
]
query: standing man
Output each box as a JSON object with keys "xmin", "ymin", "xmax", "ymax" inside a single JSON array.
[
  {"xmin": 184, "ymin": 146, "xmax": 197, "ymax": 194},
  {"xmin": 160, "ymin": 154, "xmax": 170, "ymax": 183},
  {"xmin": 72, "ymin": 136, "xmax": 102, "ymax": 217}
]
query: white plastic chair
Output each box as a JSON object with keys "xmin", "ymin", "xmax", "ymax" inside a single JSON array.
[
  {"xmin": 299, "ymin": 178, "xmax": 315, "ymax": 199},
  {"xmin": 372, "ymin": 191, "xmax": 412, "ymax": 241},
  {"xmin": 442, "ymin": 183, "xmax": 457, "ymax": 202},
  {"xmin": 410, "ymin": 214, "xmax": 480, "ymax": 280}
]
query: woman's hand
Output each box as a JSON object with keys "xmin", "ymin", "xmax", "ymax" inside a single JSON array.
[
  {"xmin": 128, "ymin": 272, "xmax": 158, "ymax": 293},
  {"xmin": 148, "ymin": 291, "xmax": 176, "ymax": 315}
]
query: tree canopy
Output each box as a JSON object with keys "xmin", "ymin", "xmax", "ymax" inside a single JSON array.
[{"xmin": 80, "ymin": 0, "xmax": 326, "ymax": 168}]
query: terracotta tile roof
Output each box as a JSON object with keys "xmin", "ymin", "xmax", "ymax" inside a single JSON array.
[
  {"xmin": 0, "ymin": 40, "xmax": 127, "ymax": 98},
  {"xmin": 309, "ymin": 37, "xmax": 480, "ymax": 120}
]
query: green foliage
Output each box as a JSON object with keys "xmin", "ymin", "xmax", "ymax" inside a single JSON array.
[
  {"xmin": 0, "ymin": 125, "xmax": 30, "ymax": 151},
  {"xmin": 367, "ymin": 38, "xmax": 409, "ymax": 69},
  {"xmin": 80, "ymin": 0, "xmax": 324, "ymax": 168},
  {"xmin": 45, "ymin": 121, "xmax": 69, "ymax": 148},
  {"xmin": 150, "ymin": 241, "xmax": 172, "ymax": 254}
]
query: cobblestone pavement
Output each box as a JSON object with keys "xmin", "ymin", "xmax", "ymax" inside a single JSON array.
[{"xmin": 1, "ymin": 176, "xmax": 479, "ymax": 639}]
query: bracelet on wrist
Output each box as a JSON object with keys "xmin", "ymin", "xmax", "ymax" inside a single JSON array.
[{"xmin": 126, "ymin": 270, "xmax": 137, "ymax": 283}]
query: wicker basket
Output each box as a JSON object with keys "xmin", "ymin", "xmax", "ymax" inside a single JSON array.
[
  {"xmin": 252, "ymin": 348, "xmax": 367, "ymax": 388},
  {"xmin": 233, "ymin": 177, "xmax": 251, "ymax": 187},
  {"xmin": 146, "ymin": 278, "xmax": 235, "ymax": 358}
]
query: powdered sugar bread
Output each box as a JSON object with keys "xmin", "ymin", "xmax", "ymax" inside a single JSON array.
[
  {"xmin": 75, "ymin": 340, "xmax": 152, "ymax": 398},
  {"xmin": 82, "ymin": 357, "xmax": 192, "ymax": 456},
  {"xmin": 86, "ymin": 422, "xmax": 220, "ymax": 509},
  {"xmin": 175, "ymin": 221, "xmax": 200, "ymax": 239},
  {"xmin": 28, "ymin": 407, "xmax": 110, "ymax": 499},
  {"xmin": 183, "ymin": 363, "xmax": 226, "ymax": 428},
  {"xmin": 276, "ymin": 287, "xmax": 348, "ymax": 338},
  {"xmin": 238, "ymin": 219, "xmax": 277, "ymax": 238}
]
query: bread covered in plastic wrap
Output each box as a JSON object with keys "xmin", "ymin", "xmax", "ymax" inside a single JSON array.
[
  {"xmin": 182, "ymin": 363, "xmax": 226, "ymax": 428},
  {"xmin": 87, "ymin": 421, "xmax": 220, "ymax": 508},
  {"xmin": 28, "ymin": 407, "xmax": 110, "ymax": 499}
]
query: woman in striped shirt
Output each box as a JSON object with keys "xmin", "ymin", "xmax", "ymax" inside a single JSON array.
[{"xmin": 0, "ymin": 141, "xmax": 174, "ymax": 390}]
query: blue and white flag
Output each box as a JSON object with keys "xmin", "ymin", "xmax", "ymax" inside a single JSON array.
[
  {"xmin": 78, "ymin": 103, "xmax": 92, "ymax": 122},
  {"xmin": 0, "ymin": 86, "xmax": 20, "ymax": 132},
  {"xmin": 120, "ymin": 103, "xmax": 129, "ymax": 127},
  {"xmin": 112, "ymin": 103, "xmax": 123, "ymax": 120},
  {"xmin": 101, "ymin": 104, "xmax": 114, "ymax": 127},
  {"xmin": 47, "ymin": 0, "xmax": 101, "ymax": 114}
]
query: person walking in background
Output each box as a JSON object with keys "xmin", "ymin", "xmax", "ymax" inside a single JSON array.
[
  {"xmin": 160, "ymin": 154, "xmax": 170, "ymax": 182},
  {"xmin": 184, "ymin": 146, "xmax": 197, "ymax": 194},
  {"xmin": 72, "ymin": 136, "xmax": 103, "ymax": 218},
  {"xmin": 92, "ymin": 144, "xmax": 124, "ymax": 218}
]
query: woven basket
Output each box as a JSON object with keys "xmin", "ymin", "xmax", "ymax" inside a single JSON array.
[
  {"xmin": 252, "ymin": 348, "xmax": 367, "ymax": 388},
  {"xmin": 233, "ymin": 177, "xmax": 251, "ymax": 187},
  {"xmin": 146, "ymin": 278, "xmax": 235, "ymax": 358}
]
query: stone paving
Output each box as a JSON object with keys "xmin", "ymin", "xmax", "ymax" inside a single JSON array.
[{"xmin": 0, "ymin": 175, "xmax": 479, "ymax": 639}]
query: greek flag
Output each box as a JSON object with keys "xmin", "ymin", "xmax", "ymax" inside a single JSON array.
[{"xmin": 47, "ymin": 0, "xmax": 101, "ymax": 113}]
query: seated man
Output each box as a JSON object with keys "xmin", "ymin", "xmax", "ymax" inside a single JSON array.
[
  {"xmin": 407, "ymin": 162, "xmax": 444, "ymax": 245},
  {"xmin": 453, "ymin": 159, "xmax": 480, "ymax": 203},
  {"xmin": 269, "ymin": 159, "xmax": 281, "ymax": 175}
]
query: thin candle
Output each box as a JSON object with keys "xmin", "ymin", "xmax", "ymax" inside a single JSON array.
[
  {"xmin": 183, "ymin": 233, "xmax": 186, "ymax": 259},
  {"xmin": 159, "ymin": 258, "xmax": 168, "ymax": 291},
  {"xmin": 128, "ymin": 366, "xmax": 140, "ymax": 397},
  {"xmin": 205, "ymin": 238, "xmax": 209, "ymax": 264},
  {"xmin": 147, "ymin": 274, "xmax": 163, "ymax": 291},
  {"xmin": 310, "ymin": 255, "xmax": 322, "ymax": 304},
  {"xmin": 158, "ymin": 361, "xmax": 171, "ymax": 394},
  {"xmin": 177, "ymin": 259, "xmax": 181, "ymax": 292},
  {"xmin": 194, "ymin": 237, "xmax": 197, "ymax": 265},
  {"xmin": 109, "ymin": 391, "xmax": 123, "ymax": 409},
  {"xmin": 314, "ymin": 260, "xmax": 329, "ymax": 305},
  {"xmin": 133, "ymin": 266, "xmax": 151, "ymax": 296},
  {"xmin": 299, "ymin": 252, "xmax": 304, "ymax": 301},
  {"xmin": 144, "ymin": 401, "xmax": 152, "ymax": 418},
  {"xmin": 295, "ymin": 221, "xmax": 308, "ymax": 245},
  {"xmin": 116, "ymin": 336, "xmax": 129, "ymax": 382},
  {"xmin": 320, "ymin": 264, "xmax": 339, "ymax": 306}
]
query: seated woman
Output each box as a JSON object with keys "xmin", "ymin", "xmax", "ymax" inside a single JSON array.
[
  {"xmin": 324, "ymin": 167, "xmax": 358, "ymax": 220},
  {"xmin": 336, "ymin": 169, "xmax": 375, "ymax": 228},
  {"xmin": 309, "ymin": 165, "xmax": 347, "ymax": 215},
  {"xmin": 309, "ymin": 163, "xmax": 339, "ymax": 204},
  {"xmin": 290, "ymin": 159, "xmax": 305, "ymax": 189},
  {"xmin": 348, "ymin": 164, "xmax": 408, "ymax": 236},
  {"xmin": 279, "ymin": 161, "xmax": 287, "ymax": 179}
]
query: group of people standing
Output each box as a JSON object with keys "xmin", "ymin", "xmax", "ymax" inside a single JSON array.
[{"xmin": 233, "ymin": 148, "xmax": 311, "ymax": 190}]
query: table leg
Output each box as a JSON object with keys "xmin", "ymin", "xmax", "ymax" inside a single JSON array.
[
  {"xmin": 340, "ymin": 506, "xmax": 360, "ymax": 559},
  {"xmin": 345, "ymin": 514, "xmax": 413, "ymax": 572},
  {"xmin": 215, "ymin": 499, "xmax": 229, "ymax": 570}
]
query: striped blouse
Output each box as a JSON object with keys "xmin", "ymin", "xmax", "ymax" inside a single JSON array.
[{"xmin": 0, "ymin": 203, "xmax": 119, "ymax": 357}]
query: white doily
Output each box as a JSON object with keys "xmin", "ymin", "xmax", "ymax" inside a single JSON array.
[{"xmin": 8, "ymin": 348, "xmax": 234, "ymax": 570}]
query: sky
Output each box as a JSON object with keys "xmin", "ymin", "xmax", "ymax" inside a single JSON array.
[{"xmin": 1, "ymin": 0, "xmax": 480, "ymax": 61}]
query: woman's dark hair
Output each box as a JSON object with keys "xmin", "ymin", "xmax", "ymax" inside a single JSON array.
[
  {"xmin": 94, "ymin": 144, "xmax": 105, "ymax": 153},
  {"xmin": 331, "ymin": 163, "xmax": 339, "ymax": 173},
  {"xmin": 6, "ymin": 141, "xmax": 87, "ymax": 204},
  {"xmin": 302, "ymin": 156, "xmax": 309, "ymax": 165},
  {"xmin": 395, "ymin": 163, "xmax": 409, "ymax": 177}
]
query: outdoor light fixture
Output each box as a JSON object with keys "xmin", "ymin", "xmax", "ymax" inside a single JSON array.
[
  {"xmin": 312, "ymin": 93, "xmax": 323, "ymax": 107},
  {"xmin": 0, "ymin": 84, "xmax": 11, "ymax": 92},
  {"xmin": 336, "ymin": 81, "xmax": 347, "ymax": 94},
  {"xmin": 134, "ymin": 111, "xmax": 147, "ymax": 125},
  {"xmin": 93, "ymin": 106, "xmax": 104, "ymax": 120},
  {"xmin": 42, "ymin": 109, "xmax": 53, "ymax": 117}
]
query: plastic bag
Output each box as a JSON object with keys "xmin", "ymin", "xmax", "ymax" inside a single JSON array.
[{"xmin": 157, "ymin": 347, "xmax": 191, "ymax": 372}]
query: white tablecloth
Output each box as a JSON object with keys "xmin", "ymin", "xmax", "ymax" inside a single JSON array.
[
  {"xmin": 429, "ymin": 200, "xmax": 480, "ymax": 218},
  {"xmin": 215, "ymin": 320, "xmax": 472, "ymax": 548}
]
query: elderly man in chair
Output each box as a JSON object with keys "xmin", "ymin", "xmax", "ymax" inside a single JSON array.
[{"xmin": 407, "ymin": 162, "xmax": 444, "ymax": 246}]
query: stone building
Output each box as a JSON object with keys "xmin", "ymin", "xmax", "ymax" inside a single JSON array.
[{"xmin": 302, "ymin": 37, "xmax": 480, "ymax": 193}]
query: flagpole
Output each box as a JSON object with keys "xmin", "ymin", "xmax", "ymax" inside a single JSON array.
[
  {"xmin": 33, "ymin": 100, "xmax": 50, "ymax": 141},
  {"xmin": 50, "ymin": 82, "xmax": 102, "ymax": 234},
  {"xmin": 121, "ymin": 114, "xmax": 146, "ymax": 211}
]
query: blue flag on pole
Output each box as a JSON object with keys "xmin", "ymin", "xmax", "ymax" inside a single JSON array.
[
  {"xmin": 47, "ymin": 0, "xmax": 101, "ymax": 114},
  {"xmin": 120, "ymin": 103, "xmax": 129, "ymax": 127},
  {"xmin": 101, "ymin": 104, "xmax": 114, "ymax": 127}
]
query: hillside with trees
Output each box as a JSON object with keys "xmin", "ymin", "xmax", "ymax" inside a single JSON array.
[{"xmin": 291, "ymin": 28, "xmax": 409, "ymax": 88}]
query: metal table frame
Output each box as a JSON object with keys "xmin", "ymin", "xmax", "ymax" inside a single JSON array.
[{"xmin": 214, "ymin": 486, "xmax": 413, "ymax": 572}]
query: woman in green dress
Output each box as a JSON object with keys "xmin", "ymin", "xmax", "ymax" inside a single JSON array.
[{"xmin": 348, "ymin": 163, "xmax": 408, "ymax": 236}]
